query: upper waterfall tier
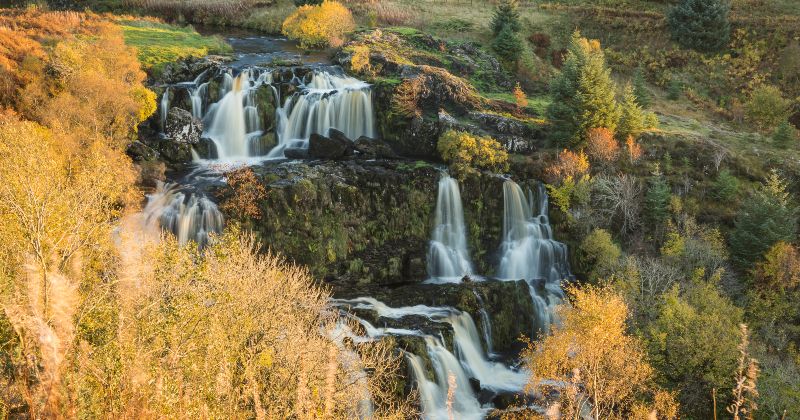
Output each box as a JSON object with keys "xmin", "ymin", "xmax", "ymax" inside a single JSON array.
[
  {"xmin": 157, "ymin": 66, "xmax": 375, "ymax": 162},
  {"xmin": 426, "ymin": 173, "xmax": 474, "ymax": 283}
]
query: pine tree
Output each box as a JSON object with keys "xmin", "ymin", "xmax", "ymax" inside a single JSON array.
[
  {"xmin": 547, "ymin": 31, "xmax": 621, "ymax": 147},
  {"xmin": 668, "ymin": 0, "xmax": 731, "ymax": 52},
  {"xmin": 632, "ymin": 67, "xmax": 651, "ymax": 108},
  {"xmin": 730, "ymin": 172, "xmax": 798, "ymax": 267},
  {"xmin": 490, "ymin": 0, "xmax": 521, "ymax": 36},
  {"xmin": 667, "ymin": 78, "xmax": 682, "ymax": 100},
  {"xmin": 492, "ymin": 25, "xmax": 524, "ymax": 66},
  {"xmin": 773, "ymin": 120, "xmax": 798, "ymax": 149},
  {"xmin": 645, "ymin": 169, "xmax": 671, "ymax": 225},
  {"xmin": 618, "ymin": 83, "xmax": 645, "ymax": 140}
]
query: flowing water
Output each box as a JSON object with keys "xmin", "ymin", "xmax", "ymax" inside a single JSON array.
[
  {"xmin": 142, "ymin": 182, "xmax": 224, "ymax": 247},
  {"xmin": 427, "ymin": 173, "xmax": 474, "ymax": 283},
  {"xmin": 497, "ymin": 180, "xmax": 572, "ymax": 333}
]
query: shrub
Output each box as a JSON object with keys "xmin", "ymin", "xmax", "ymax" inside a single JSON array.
[
  {"xmin": 546, "ymin": 149, "xmax": 590, "ymax": 183},
  {"xmin": 712, "ymin": 169, "xmax": 740, "ymax": 202},
  {"xmin": 437, "ymin": 129, "xmax": 509, "ymax": 174},
  {"xmin": 745, "ymin": 84, "xmax": 792, "ymax": 131},
  {"xmin": 667, "ymin": 78, "xmax": 682, "ymax": 100},
  {"xmin": 513, "ymin": 82, "xmax": 527, "ymax": 110},
  {"xmin": 579, "ymin": 228, "xmax": 622, "ymax": 282},
  {"xmin": 282, "ymin": 1, "xmax": 355, "ymax": 49},
  {"xmin": 222, "ymin": 167, "xmax": 268, "ymax": 220},
  {"xmin": 667, "ymin": 0, "xmax": 730, "ymax": 52},
  {"xmin": 586, "ymin": 127, "xmax": 619, "ymax": 163},
  {"xmin": 753, "ymin": 242, "xmax": 800, "ymax": 291},
  {"xmin": 772, "ymin": 120, "xmax": 798, "ymax": 148},
  {"xmin": 349, "ymin": 44, "xmax": 371, "ymax": 74}
]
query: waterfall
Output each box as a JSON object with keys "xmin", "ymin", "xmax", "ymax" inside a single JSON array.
[
  {"xmin": 267, "ymin": 71, "xmax": 375, "ymax": 158},
  {"xmin": 472, "ymin": 290, "xmax": 494, "ymax": 356},
  {"xmin": 335, "ymin": 297, "xmax": 529, "ymax": 420},
  {"xmin": 203, "ymin": 72, "xmax": 252, "ymax": 159},
  {"xmin": 142, "ymin": 182, "xmax": 224, "ymax": 247},
  {"xmin": 497, "ymin": 180, "xmax": 571, "ymax": 333},
  {"xmin": 160, "ymin": 87, "xmax": 170, "ymax": 131},
  {"xmin": 427, "ymin": 173, "xmax": 473, "ymax": 283}
]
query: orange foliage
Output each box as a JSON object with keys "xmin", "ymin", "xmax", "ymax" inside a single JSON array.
[
  {"xmin": 754, "ymin": 242, "xmax": 800, "ymax": 291},
  {"xmin": 513, "ymin": 82, "xmax": 528, "ymax": 110},
  {"xmin": 546, "ymin": 149, "xmax": 590, "ymax": 182},
  {"xmin": 625, "ymin": 135, "xmax": 643, "ymax": 163},
  {"xmin": 586, "ymin": 127, "xmax": 619, "ymax": 163},
  {"xmin": 222, "ymin": 167, "xmax": 268, "ymax": 220}
]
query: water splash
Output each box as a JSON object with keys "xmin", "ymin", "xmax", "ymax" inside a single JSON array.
[{"xmin": 427, "ymin": 173, "xmax": 473, "ymax": 283}]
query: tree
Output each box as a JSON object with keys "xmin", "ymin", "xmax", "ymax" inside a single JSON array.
[
  {"xmin": 437, "ymin": 129, "xmax": 509, "ymax": 175},
  {"xmin": 644, "ymin": 169, "xmax": 671, "ymax": 226},
  {"xmin": 586, "ymin": 127, "xmax": 619, "ymax": 164},
  {"xmin": 667, "ymin": 78, "xmax": 682, "ymax": 100},
  {"xmin": 753, "ymin": 242, "xmax": 800, "ymax": 292},
  {"xmin": 578, "ymin": 229, "xmax": 621, "ymax": 282},
  {"xmin": 618, "ymin": 83, "xmax": 646, "ymax": 140},
  {"xmin": 729, "ymin": 172, "xmax": 797, "ymax": 267},
  {"xmin": 545, "ymin": 148, "xmax": 590, "ymax": 183},
  {"xmin": 491, "ymin": 25, "xmax": 524, "ymax": 66},
  {"xmin": 667, "ymin": 0, "xmax": 731, "ymax": 52},
  {"xmin": 772, "ymin": 120, "xmax": 798, "ymax": 149},
  {"xmin": 632, "ymin": 67, "xmax": 652, "ymax": 108},
  {"xmin": 524, "ymin": 286, "xmax": 677, "ymax": 419},
  {"xmin": 547, "ymin": 31, "xmax": 620, "ymax": 147},
  {"xmin": 282, "ymin": 1, "xmax": 356, "ymax": 49},
  {"xmin": 513, "ymin": 82, "xmax": 528, "ymax": 110},
  {"xmin": 712, "ymin": 169, "xmax": 740, "ymax": 202},
  {"xmin": 745, "ymin": 84, "xmax": 792, "ymax": 131},
  {"xmin": 490, "ymin": 0, "xmax": 520, "ymax": 36},
  {"xmin": 625, "ymin": 135, "xmax": 643, "ymax": 163},
  {"xmin": 646, "ymin": 272, "xmax": 743, "ymax": 417}
]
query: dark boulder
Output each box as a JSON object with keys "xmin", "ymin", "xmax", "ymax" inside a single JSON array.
[
  {"xmin": 353, "ymin": 136, "xmax": 399, "ymax": 159},
  {"xmin": 284, "ymin": 147, "xmax": 309, "ymax": 159},
  {"xmin": 127, "ymin": 140, "xmax": 159, "ymax": 162},
  {"xmin": 194, "ymin": 138, "xmax": 218, "ymax": 160},
  {"xmin": 308, "ymin": 132, "xmax": 353, "ymax": 159}
]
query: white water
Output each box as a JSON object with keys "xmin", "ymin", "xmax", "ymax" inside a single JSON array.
[
  {"xmin": 267, "ymin": 71, "xmax": 376, "ymax": 158},
  {"xmin": 497, "ymin": 180, "xmax": 570, "ymax": 333},
  {"xmin": 472, "ymin": 290, "xmax": 494, "ymax": 356},
  {"xmin": 160, "ymin": 87, "xmax": 170, "ymax": 130},
  {"xmin": 336, "ymin": 297, "xmax": 529, "ymax": 419},
  {"xmin": 141, "ymin": 182, "xmax": 224, "ymax": 247},
  {"xmin": 427, "ymin": 174, "xmax": 474, "ymax": 283}
]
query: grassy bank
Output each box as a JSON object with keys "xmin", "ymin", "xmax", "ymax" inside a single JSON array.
[{"xmin": 117, "ymin": 19, "xmax": 231, "ymax": 72}]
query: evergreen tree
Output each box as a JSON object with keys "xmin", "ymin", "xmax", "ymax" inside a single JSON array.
[
  {"xmin": 490, "ymin": 0, "xmax": 521, "ymax": 36},
  {"xmin": 492, "ymin": 24, "xmax": 524, "ymax": 66},
  {"xmin": 772, "ymin": 120, "xmax": 798, "ymax": 149},
  {"xmin": 632, "ymin": 67, "xmax": 652, "ymax": 108},
  {"xmin": 618, "ymin": 83, "xmax": 645, "ymax": 140},
  {"xmin": 645, "ymin": 169, "xmax": 671, "ymax": 225},
  {"xmin": 667, "ymin": 78, "xmax": 682, "ymax": 100},
  {"xmin": 667, "ymin": 0, "xmax": 731, "ymax": 52},
  {"xmin": 547, "ymin": 31, "xmax": 621, "ymax": 147},
  {"xmin": 729, "ymin": 172, "xmax": 798, "ymax": 267}
]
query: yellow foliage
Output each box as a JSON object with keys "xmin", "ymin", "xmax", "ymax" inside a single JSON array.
[
  {"xmin": 437, "ymin": 129, "xmax": 509, "ymax": 174},
  {"xmin": 513, "ymin": 82, "xmax": 528, "ymax": 109},
  {"xmin": 350, "ymin": 44, "xmax": 372, "ymax": 74},
  {"xmin": 282, "ymin": 1, "xmax": 356, "ymax": 49},
  {"xmin": 546, "ymin": 149, "xmax": 590, "ymax": 183}
]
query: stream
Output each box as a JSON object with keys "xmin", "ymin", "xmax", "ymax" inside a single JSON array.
[{"xmin": 145, "ymin": 31, "xmax": 572, "ymax": 419}]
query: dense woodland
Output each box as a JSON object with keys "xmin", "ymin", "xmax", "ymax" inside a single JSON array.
[{"xmin": 0, "ymin": 0, "xmax": 799, "ymax": 419}]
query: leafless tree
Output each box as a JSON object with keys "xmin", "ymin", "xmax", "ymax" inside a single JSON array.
[{"xmin": 592, "ymin": 174, "xmax": 643, "ymax": 235}]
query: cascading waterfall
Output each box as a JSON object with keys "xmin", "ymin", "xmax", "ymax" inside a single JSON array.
[
  {"xmin": 427, "ymin": 173, "xmax": 474, "ymax": 283},
  {"xmin": 160, "ymin": 87, "xmax": 170, "ymax": 130},
  {"xmin": 496, "ymin": 180, "xmax": 571, "ymax": 332},
  {"xmin": 268, "ymin": 71, "xmax": 375, "ymax": 158},
  {"xmin": 142, "ymin": 182, "xmax": 224, "ymax": 247},
  {"xmin": 202, "ymin": 70, "xmax": 268, "ymax": 159},
  {"xmin": 334, "ymin": 297, "xmax": 529, "ymax": 420},
  {"xmin": 472, "ymin": 290, "xmax": 494, "ymax": 356}
]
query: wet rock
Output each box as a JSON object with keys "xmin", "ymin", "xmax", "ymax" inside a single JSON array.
[
  {"xmin": 353, "ymin": 136, "xmax": 399, "ymax": 159},
  {"xmin": 308, "ymin": 132, "xmax": 353, "ymax": 159},
  {"xmin": 165, "ymin": 107, "xmax": 203, "ymax": 145},
  {"xmin": 156, "ymin": 55, "xmax": 230, "ymax": 85},
  {"xmin": 127, "ymin": 140, "xmax": 159, "ymax": 162},
  {"xmin": 195, "ymin": 137, "xmax": 218, "ymax": 160},
  {"xmin": 284, "ymin": 147, "xmax": 309, "ymax": 159},
  {"xmin": 469, "ymin": 112, "xmax": 544, "ymax": 154}
]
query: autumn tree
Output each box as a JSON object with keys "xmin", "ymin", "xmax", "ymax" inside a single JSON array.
[
  {"xmin": 437, "ymin": 129, "xmax": 509, "ymax": 175},
  {"xmin": 513, "ymin": 82, "xmax": 528, "ymax": 110},
  {"xmin": 524, "ymin": 285, "xmax": 678, "ymax": 419},
  {"xmin": 625, "ymin": 135, "xmax": 643, "ymax": 163},
  {"xmin": 282, "ymin": 1, "xmax": 356, "ymax": 49},
  {"xmin": 586, "ymin": 127, "xmax": 619, "ymax": 164},
  {"xmin": 545, "ymin": 149, "xmax": 590, "ymax": 183},
  {"xmin": 548, "ymin": 31, "xmax": 620, "ymax": 147}
]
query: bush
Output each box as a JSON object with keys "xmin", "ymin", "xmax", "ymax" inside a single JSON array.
[
  {"xmin": 667, "ymin": 0, "xmax": 730, "ymax": 52},
  {"xmin": 745, "ymin": 84, "xmax": 791, "ymax": 130},
  {"xmin": 772, "ymin": 120, "xmax": 798, "ymax": 149},
  {"xmin": 546, "ymin": 148, "xmax": 590, "ymax": 183},
  {"xmin": 437, "ymin": 129, "xmax": 509, "ymax": 174},
  {"xmin": 667, "ymin": 78, "xmax": 682, "ymax": 100},
  {"xmin": 586, "ymin": 127, "xmax": 619, "ymax": 163},
  {"xmin": 282, "ymin": 1, "xmax": 355, "ymax": 49},
  {"xmin": 711, "ymin": 169, "xmax": 740, "ymax": 202},
  {"xmin": 579, "ymin": 228, "xmax": 622, "ymax": 282}
]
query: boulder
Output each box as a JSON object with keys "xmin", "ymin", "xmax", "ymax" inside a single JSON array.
[
  {"xmin": 165, "ymin": 108, "xmax": 203, "ymax": 145},
  {"xmin": 468, "ymin": 112, "xmax": 544, "ymax": 154},
  {"xmin": 194, "ymin": 138, "xmax": 218, "ymax": 160},
  {"xmin": 353, "ymin": 136, "xmax": 399, "ymax": 159},
  {"xmin": 127, "ymin": 140, "xmax": 159, "ymax": 162},
  {"xmin": 308, "ymin": 132, "xmax": 353, "ymax": 159},
  {"xmin": 284, "ymin": 147, "xmax": 309, "ymax": 159}
]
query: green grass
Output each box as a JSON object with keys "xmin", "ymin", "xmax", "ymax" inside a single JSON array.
[
  {"xmin": 482, "ymin": 92, "xmax": 552, "ymax": 116},
  {"xmin": 118, "ymin": 19, "xmax": 232, "ymax": 71}
]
